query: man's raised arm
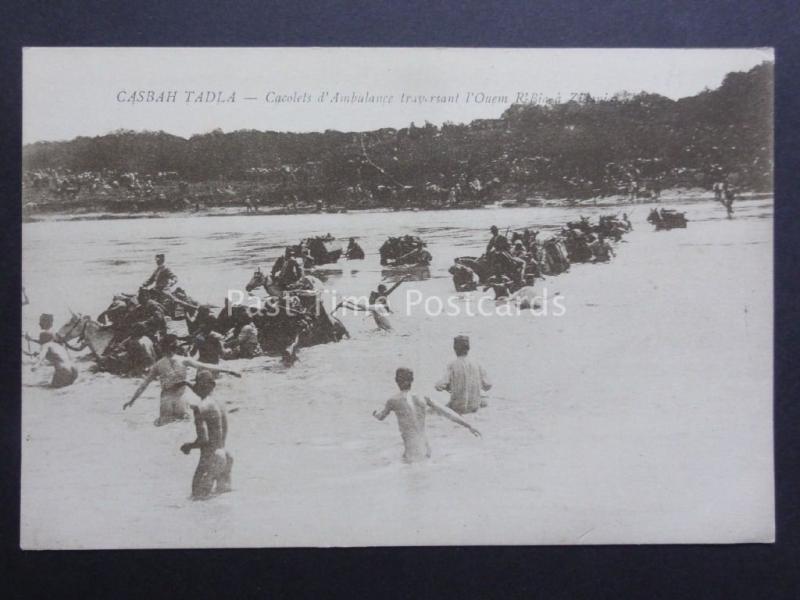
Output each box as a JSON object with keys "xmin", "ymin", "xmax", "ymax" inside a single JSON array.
[
  {"xmin": 384, "ymin": 275, "xmax": 410, "ymax": 297},
  {"xmin": 424, "ymin": 396, "xmax": 481, "ymax": 437},
  {"xmin": 181, "ymin": 357, "xmax": 241, "ymax": 378},
  {"xmin": 123, "ymin": 367, "xmax": 157, "ymax": 409}
]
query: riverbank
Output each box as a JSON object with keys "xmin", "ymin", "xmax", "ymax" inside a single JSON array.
[{"xmin": 21, "ymin": 188, "xmax": 772, "ymax": 223}]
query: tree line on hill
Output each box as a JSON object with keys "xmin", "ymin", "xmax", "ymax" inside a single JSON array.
[{"xmin": 22, "ymin": 62, "xmax": 772, "ymax": 213}]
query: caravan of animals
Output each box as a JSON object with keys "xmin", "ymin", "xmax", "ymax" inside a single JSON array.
[{"xmin": 29, "ymin": 205, "xmax": 691, "ymax": 387}]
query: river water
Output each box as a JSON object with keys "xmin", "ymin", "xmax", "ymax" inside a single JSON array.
[
  {"xmin": 22, "ymin": 203, "xmax": 630, "ymax": 324},
  {"xmin": 21, "ymin": 197, "xmax": 774, "ymax": 548}
]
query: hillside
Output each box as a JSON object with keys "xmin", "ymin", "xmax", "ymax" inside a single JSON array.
[{"xmin": 22, "ymin": 61, "xmax": 773, "ymax": 214}]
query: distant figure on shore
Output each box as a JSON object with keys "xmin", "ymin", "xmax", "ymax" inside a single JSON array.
[
  {"xmin": 723, "ymin": 184, "xmax": 735, "ymax": 218},
  {"xmin": 373, "ymin": 367, "xmax": 481, "ymax": 463},
  {"xmin": 628, "ymin": 181, "xmax": 638, "ymax": 203},
  {"xmin": 142, "ymin": 253, "xmax": 178, "ymax": 294},
  {"xmin": 22, "ymin": 287, "xmax": 29, "ymax": 306},
  {"xmin": 435, "ymin": 335, "xmax": 492, "ymax": 414},
  {"xmin": 713, "ymin": 181, "xmax": 724, "ymax": 202},
  {"xmin": 651, "ymin": 179, "xmax": 661, "ymax": 201},
  {"xmin": 123, "ymin": 334, "xmax": 241, "ymax": 426},
  {"xmin": 345, "ymin": 238, "xmax": 365, "ymax": 260},
  {"xmin": 178, "ymin": 370, "xmax": 233, "ymax": 499},
  {"xmin": 31, "ymin": 340, "xmax": 78, "ymax": 388}
]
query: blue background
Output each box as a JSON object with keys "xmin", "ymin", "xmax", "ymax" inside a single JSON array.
[{"xmin": 1, "ymin": 1, "xmax": 798, "ymax": 598}]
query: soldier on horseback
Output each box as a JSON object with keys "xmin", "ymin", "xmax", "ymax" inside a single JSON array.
[
  {"xmin": 142, "ymin": 253, "xmax": 178, "ymax": 294},
  {"xmin": 271, "ymin": 247, "xmax": 304, "ymax": 289}
]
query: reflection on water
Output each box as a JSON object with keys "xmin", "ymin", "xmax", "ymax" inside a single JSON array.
[{"xmin": 380, "ymin": 266, "xmax": 432, "ymax": 283}]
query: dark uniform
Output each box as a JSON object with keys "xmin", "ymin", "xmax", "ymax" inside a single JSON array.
[{"xmin": 143, "ymin": 264, "xmax": 177, "ymax": 291}]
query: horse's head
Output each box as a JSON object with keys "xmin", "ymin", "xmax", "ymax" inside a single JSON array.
[
  {"xmin": 245, "ymin": 267, "xmax": 266, "ymax": 292},
  {"xmin": 55, "ymin": 312, "xmax": 88, "ymax": 342}
]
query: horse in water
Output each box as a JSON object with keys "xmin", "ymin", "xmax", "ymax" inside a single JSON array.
[
  {"xmin": 647, "ymin": 208, "xmax": 688, "ymax": 230},
  {"xmin": 240, "ymin": 269, "xmax": 348, "ymax": 364},
  {"xmin": 245, "ymin": 267, "xmax": 327, "ymax": 297},
  {"xmin": 57, "ymin": 310, "xmax": 164, "ymax": 376},
  {"xmin": 379, "ymin": 236, "xmax": 432, "ymax": 266},
  {"xmin": 245, "ymin": 267, "xmax": 285, "ymax": 296},
  {"xmin": 55, "ymin": 312, "xmax": 117, "ymax": 358}
]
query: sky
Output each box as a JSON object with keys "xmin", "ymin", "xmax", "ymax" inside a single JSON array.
[{"xmin": 22, "ymin": 47, "xmax": 773, "ymax": 144}]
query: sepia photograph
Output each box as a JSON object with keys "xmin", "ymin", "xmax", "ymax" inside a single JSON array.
[{"xmin": 20, "ymin": 47, "xmax": 774, "ymax": 549}]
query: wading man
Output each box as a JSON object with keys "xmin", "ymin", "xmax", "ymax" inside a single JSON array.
[
  {"xmin": 179, "ymin": 371, "xmax": 234, "ymax": 499},
  {"xmin": 123, "ymin": 334, "xmax": 241, "ymax": 426},
  {"xmin": 435, "ymin": 335, "xmax": 492, "ymax": 414},
  {"xmin": 373, "ymin": 367, "xmax": 481, "ymax": 463}
]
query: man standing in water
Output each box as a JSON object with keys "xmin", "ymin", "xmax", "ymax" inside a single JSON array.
[
  {"xmin": 334, "ymin": 275, "xmax": 410, "ymax": 332},
  {"xmin": 448, "ymin": 261, "xmax": 479, "ymax": 292},
  {"xmin": 123, "ymin": 334, "xmax": 241, "ymax": 426},
  {"xmin": 369, "ymin": 275, "xmax": 410, "ymax": 311},
  {"xmin": 435, "ymin": 335, "xmax": 492, "ymax": 414},
  {"xmin": 25, "ymin": 313, "xmax": 55, "ymax": 349},
  {"xmin": 373, "ymin": 367, "xmax": 480, "ymax": 463},
  {"xmin": 484, "ymin": 274, "xmax": 513, "ymax": 300},
  {"xmin": 31, "ymin": 340, "xmax": 78, "ymax": 388},
  {"xmin": 345, "ymin": 237, "xmax": 365, "ymax": 260},
  {"xmin": 178, "ymin": 371, "xmax": 233, "ymax": 499}
]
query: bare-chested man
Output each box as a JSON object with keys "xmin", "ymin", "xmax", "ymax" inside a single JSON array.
[
  {"xmin": 123, "ymin": 334, "xmax": 241, "ymax": 426},
  {"xmin": 178, "ymin": 371, "xmax": 233, "ymax": 499},
  {"xmin": 31, "ymin": 340, "xmax": 78, "ymax": 388},
  {"xmin": 435, "ymin": 335, "xmax": 492, "ymax": 414},
  {"xmin": 373, "ymin": 367, "xmax": 480, "ymax": 463},
  {"xmin": 25, "ymin": 313, "xmax": 55, "ymax": 349},
  {"xmin": 333, "ymin": 276, "xmax": 409, "ymax": 332}
]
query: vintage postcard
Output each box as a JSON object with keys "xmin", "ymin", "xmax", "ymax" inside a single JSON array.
[{"xmin": 21, "ymin": 48, "xmax": 774, "ymax": 548}]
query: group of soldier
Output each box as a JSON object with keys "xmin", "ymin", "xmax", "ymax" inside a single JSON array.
[
  {"xmin": 25, "ymin": 218, "xmax": 631, "ymax": 500},
  {"xmin": 449, "ymin": 214, "xmax": 632, "ymax": 298}
]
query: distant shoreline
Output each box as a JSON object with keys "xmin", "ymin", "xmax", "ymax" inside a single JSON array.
[{"xmin": 21, "ymin": 188, "xmax": 772, "ymax": 224}]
